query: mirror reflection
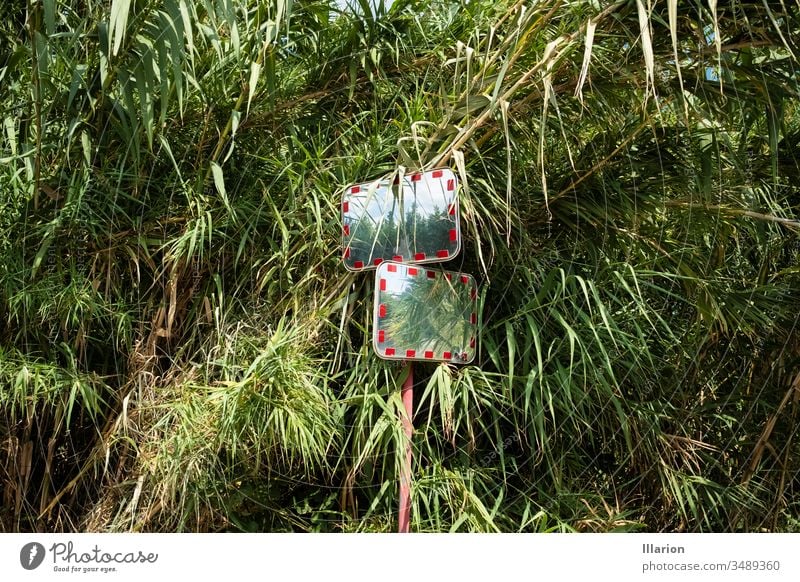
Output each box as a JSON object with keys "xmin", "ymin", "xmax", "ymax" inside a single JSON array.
[
  {"xmin": 342, "ymin": 168, "xmax": 460, "ymax": 270},
  {"xmin": 373, "ymin": 262, "xmax": 477, "ymax": 364}
]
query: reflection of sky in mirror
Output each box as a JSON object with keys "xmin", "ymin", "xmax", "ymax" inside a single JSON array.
[
  {"xmin": 386, "ymin": 273, "xmax": 411, "ymax": 297},
  {"xmin": 347, "ymin": 184, "xmax": 393, "ymax": 230},
  {"xmin": 382, "ymin": 271, "xmax": 410, "ymax": 295},
  {"xmin": 409, "ymin": 177, "xmax": 449, "ymax": 215},
  {"xmin": 345, "ymin": 177, "xmax": 453, "ymax": 225}
]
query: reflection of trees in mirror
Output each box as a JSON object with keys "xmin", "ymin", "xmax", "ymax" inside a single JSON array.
[
  {"xmin": 406, "ymin": 205, "xmax": 454, "ymax": 255},
  {"xmin": 383, "ymin": 273, "xmax": 473, "ymax": 358},
  {"xmin": 346, "ymin": 202, "xmax": 456, "ymax": 266}
]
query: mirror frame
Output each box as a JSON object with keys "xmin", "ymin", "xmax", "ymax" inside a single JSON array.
[{"xmin": 372, "ymin": 261, "xmax": 478, "ymax": 364}]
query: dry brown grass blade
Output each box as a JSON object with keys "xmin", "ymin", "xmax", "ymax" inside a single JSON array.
[
  {"xmin": 664, "ymin": 202, "xmax": 800, "ymax": 231},
  {"xmin": 635, "ymin": 0, "xmax": 656, "ymax": 101},
  {"xmin": 772, "ymin": 376, "xmax": 799, "ymax": 528},
  {"xmin": 742, "ymin": 373, "xmax": 800, "ymax": 485},
  {"xmin": 432, "ymin": 0, "xmax": 626, "ymax": 169},
  {"xmin": 667, "ymin": 0, "xmax": 688, "ymax": 121},
  {"xmin": 574, "ymin": 19, "xmax": 597, "ymax": 104}
]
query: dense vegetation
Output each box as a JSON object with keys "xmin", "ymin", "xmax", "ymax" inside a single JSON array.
[{"xmin": 1, "ymin": 0, "xmax": 799, "ymax": 532}]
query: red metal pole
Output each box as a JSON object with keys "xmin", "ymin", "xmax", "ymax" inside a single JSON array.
[{"xmin": 398, "ymin": 363, "xmax": 413, "ymax": 533}]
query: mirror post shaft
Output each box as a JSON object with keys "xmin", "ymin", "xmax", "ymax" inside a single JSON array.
[{"xmin": 398, "ymin": 363, "xmax": 414, "ymax": 533}]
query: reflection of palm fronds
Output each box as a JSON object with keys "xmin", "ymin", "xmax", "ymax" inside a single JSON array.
[{"xmin": 384, "ymin": 276, "xmax": 472, "ymax": 355}]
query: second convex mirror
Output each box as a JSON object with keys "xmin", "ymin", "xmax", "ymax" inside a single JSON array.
[
  {"xmin": 373, "ymin": 261, "xmax": 478, "ymax": 364},
  {"xmin": 342, "ymin": 168, "xmax": 461, "ymax": 271}
]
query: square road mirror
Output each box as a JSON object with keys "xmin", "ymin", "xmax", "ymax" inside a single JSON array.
[
  {"xmin": 373, "ymin": 261, "xmax": 478, "ymax": 364},
  {"xmin": 342, "ymin": 168, "xmax": 461, "ymax": 271}
]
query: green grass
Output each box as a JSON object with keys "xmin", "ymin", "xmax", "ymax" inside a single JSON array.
[{"xmin": 1, "ymin": 0, "xmax": 799, "ymax": 532}]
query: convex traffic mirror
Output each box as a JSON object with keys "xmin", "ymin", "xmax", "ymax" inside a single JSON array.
[
  {"xmin": 373, "ymin": 261, "xmax": 478, "ymax": 364},
  {"xmin": 342, "ymin": 168, "xmax": 461, "ymax": 271}
]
